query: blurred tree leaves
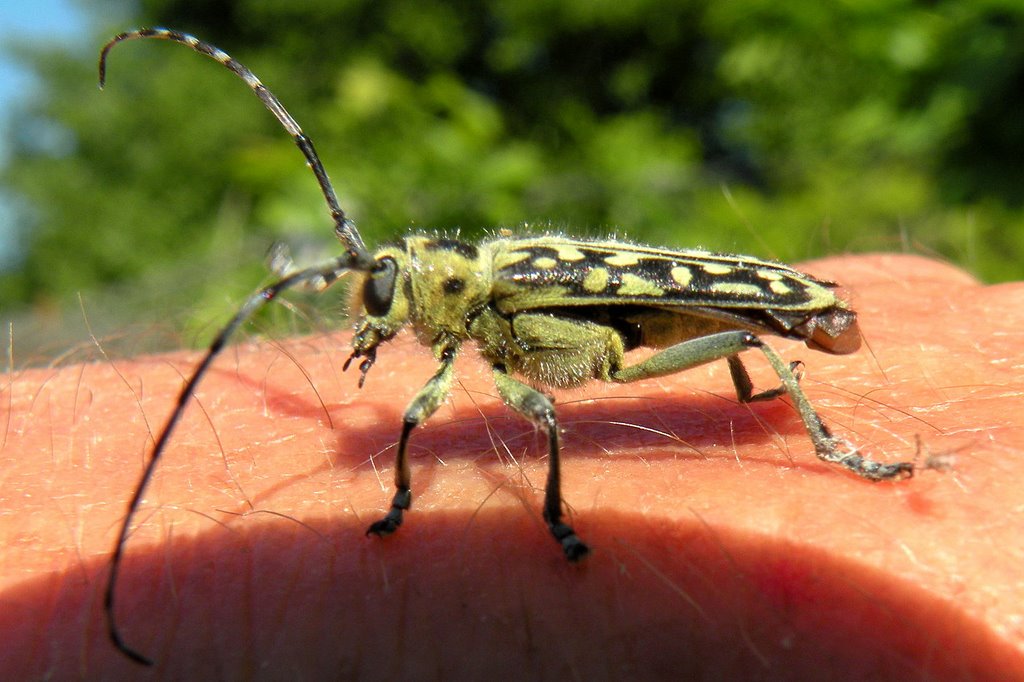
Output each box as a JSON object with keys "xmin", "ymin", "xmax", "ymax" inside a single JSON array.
[{"xmin": 2, "ymin": 0, "xmax": 1022, "ymax": 358}]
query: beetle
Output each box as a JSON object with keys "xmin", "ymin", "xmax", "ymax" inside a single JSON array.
[{"xmin": 98, "ymin": 28, "xmax": 915, "ymax": 665}]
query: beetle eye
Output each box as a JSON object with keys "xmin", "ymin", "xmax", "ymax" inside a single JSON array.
[{"xmin": 363, "ymin": 258, "xmax": 397, "ymax": 316}]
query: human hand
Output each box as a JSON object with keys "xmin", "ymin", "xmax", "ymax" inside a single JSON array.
[{"xmin": 2, "ymin": 254, "xmax": 1022, "ymax": 678}]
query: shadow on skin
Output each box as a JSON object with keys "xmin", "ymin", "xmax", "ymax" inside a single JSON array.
[
  {"xmin": 205, "ymin": 372, "xmax": 862, "ymax": 528},
  {"xmin": 2, "ymin": 505, "xmax": 1016, "ymax": 679}
]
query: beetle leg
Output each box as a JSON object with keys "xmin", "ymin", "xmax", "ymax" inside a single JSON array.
[
  {"xmin": 611, "ymin": 331, "xmax": 914, "ymax": 481},
  {"xmin": 493, "ymin": 364, "xmax": 590, "ymax": 561},
  {"xmin": 727, "ymin": 355, "xmax": 804, "ymax": 403},
  {"xmin": 366, "ymin": 344, "xmax": 458, "ymax": 538}
]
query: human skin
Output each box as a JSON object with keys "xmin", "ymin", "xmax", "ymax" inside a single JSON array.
[{"xmin": 1, "ymin": 254, "xmax": 1022, "ymax": 679}]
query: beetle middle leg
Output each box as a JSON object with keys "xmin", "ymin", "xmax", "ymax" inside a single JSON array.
[
  {"xmin": 727, "ymin": 354, "xmax": 804, "ymax": 403},
  {"xmin": 492, "ymin": 364, "xmax": 590, "ymax": 561}
]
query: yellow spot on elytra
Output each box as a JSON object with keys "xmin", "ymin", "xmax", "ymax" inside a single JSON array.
[
  {"xmin": 756, "ymin": 269, "xmax": 783, "ymax": 281},
  {"xmin": 670, "ymin": 266, "xmax": 693, "ymax": 287},
  {"xmin": 533, "ymin": 256, "xmax": 558, "ymax": 269},
  {"xmin": 555, "ymin": 245, "xmax": 586, "ymax": 261},
  {"xmin": 494, "ymin": 250, "xmax": 531, "ymax": 269},
  {"xmin": 605, "ymin": 252, "xmax": 640, "ymax": 267},
  {"xmin": 703, "ymin": 263, "xmax": 733, "ymax": 275},
  {"xmin": 582, "ymin": 267, "xmax": 609, "ymax": 292},
  {"xmin": 769, "ymin": 280, "xmax": 793, "ymax": 295},
  {"xmin": 618, "ymin": 273, "xmax": 664, "ymax": 296},
  {"xmin": 711, "ymin": 282, "xmax": 764, "ymax": 297}
]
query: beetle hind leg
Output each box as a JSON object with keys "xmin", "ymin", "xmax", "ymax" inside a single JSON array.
[{"xmin": 610, "ymin": 331, "xmax": 914, "ymax": 482}]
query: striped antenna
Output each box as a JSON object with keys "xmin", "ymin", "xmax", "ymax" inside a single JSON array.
[{"xmin": 99, "ymin": 28, "xmax": 372, "ymax": 267}]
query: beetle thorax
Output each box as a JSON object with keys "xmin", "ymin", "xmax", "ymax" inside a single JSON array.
[{"xmin": 404, "ymin": 236, "xmax": 492, "ymax": 341}]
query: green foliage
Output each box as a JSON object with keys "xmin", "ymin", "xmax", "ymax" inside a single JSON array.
[{"xmin": 3, "ymin": 0, "xmax": 1022, "ymax": 356}]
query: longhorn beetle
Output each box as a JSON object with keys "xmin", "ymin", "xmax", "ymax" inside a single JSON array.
[{"xmin": 99, "ymin": 28, "xmax": 915, "ymax": 665}]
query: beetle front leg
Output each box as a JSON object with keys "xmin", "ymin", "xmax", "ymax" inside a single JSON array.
[
  {"xmin": 492, "ymin": 364, "xmax": 590, "ymax": 562},
  {"xmin": 366, "ymin": 344, "xmax": 458, "ymax": 539}
]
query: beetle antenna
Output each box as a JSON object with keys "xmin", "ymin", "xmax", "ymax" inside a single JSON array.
[
  {"xmin": 99, "ymin": 28, "xmax": 373, "ymax": 267},
  {"xmin": 104, "ymin": 255, "xmax": 357, "ymax": 666}
]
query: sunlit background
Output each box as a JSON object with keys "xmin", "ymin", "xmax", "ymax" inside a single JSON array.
[{"xmin": 2, "ymin": 1, "xmax": 1022, "ymax": 366}]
